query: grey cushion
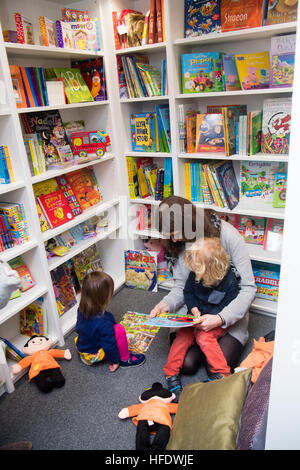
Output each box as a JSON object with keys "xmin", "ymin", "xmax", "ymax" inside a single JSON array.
[{"xmin": 236, "ymin": 358, "xmax": 273, "ymax": 450}]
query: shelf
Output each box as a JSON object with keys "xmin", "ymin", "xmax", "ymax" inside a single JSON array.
[
  {"xmin": 120, "ymin": 96, "xmax": 169, "ymax": 103},
  {"xmin": 176, "ymin": 88, "xmax": 293, "ymax": 99},
  {"xmin": 4, "ymin": 42, "xmax": 104, "ymax": 59},
  {"xmin": 130, "ymin": 197, "xmax": 161, "ymax": 206},
  {"xmin": 115, "ymin": 42, "xmax": 166, "ymax": 55},
  {"xmin": 195, "ymin": 201, "xmax": 285, "ymax": 219},
  {"xmin": 178, "ymin": 153, "xmax": 289, "ymax": 163},
  {"xmin": 0, "ymin": 284, "xmax": 48, "ymax": 326},
  {"xmin": 48, "ymin": 223, "xmax": 121, "ymax": 271},
  {"xmin": 17, "ymin": 100, "xmax": 109, "ymax": 114},
  {"xmin": 31, "ymin": 153, "xmax": 115, "ymax": 184},
  {"xmin": 0, "ymin": 239, "xmax": 39, "ymax": 263},
  {"xmin": 0, "ymin": 181, "xmax": 26, "ymax": 194},
  {"xmin": 250, "ymin": 297, "xmax": 277, "ymax": 317},
  {"xmin": 132, "ymin": 229, "xmax": 161, "ymax": 239},
  {"xmin": 42, "ymin": 198, "xmax": 120, "ymax": 242},
  {"xmin": 126, "ymin": 152, "xmax": 172, "ymax": 158},
  {"xmin": 0, "ymin": 107, "xmax": 11, "ymax": 116},
  {"xmin": 247, "ymin": 244, "xmax": 281, "ymax": 265},
  {"xmin": 174, "ymin": 22, "xmax": 297, "ymax": 47}
]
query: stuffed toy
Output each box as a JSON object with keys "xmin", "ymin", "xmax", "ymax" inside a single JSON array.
[
  {"xmin": 12, "ymin": 335, "xmax": 71, "ymax": 393},
  {"xmin": 118, "ymin": 382, "xmax": 178, "ymax": 450},
  {"xmin": 143, "ymin": 238, "xmax": 165, "ymax": 264},
  {"xmin": 0, "ymin": 260, "xmax": 21, "ymax": 309}
]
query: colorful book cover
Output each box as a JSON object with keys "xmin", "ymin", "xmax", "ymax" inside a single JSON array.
[
  {"xmin": 65, "ymin": 168, "xmax": 102, "ymax": 211},
  {"xmin": 8, "ymin": 256, "xmax": 35, "ymax": 292},
  {"xmin": 248, "ymin": 110, "xmax": 262, "ymax": 155},
  {"xmin": 20, "ymin": 298, "xmax": 45, "ymax": 337},
  {"xmin": 266, "ymin": 0, "xmax": 298, "ymax": 25},
  {"xmin": 261, "ymin": 98, "xmax": 292, "ymax": 154},
  {"xmin": 56, "ymin": 176, "xmax": 82, "ymax": 217},
  {"xmin": 270, "ymin": 34, "xmax": 296, "ymax": 88},
  {"xmin": 222, "ymin": 105, "xmax": 247, "ymax": 156},
  {"xmin": 213, "ymin": 57, "xmax": 224, "ymax": 92},
  {"xmin": 126, "ymin": 157, "xmax": 139, "ymax": 199},
  {"xmin": 240, "ymin": 160, "xmax": 286, "ymax": 203},
  {"xmin": 220, "ymin": 213, "xmax": 239, "ymax": 229},
  {"xmin": 120, "ymin": 311, "xmax": 160, "ymax": 354},
  {"xmin": 196, "ymin": 113, "xmax": 225, "ymax": 152},
  {"xmin": 39, "ymin": 16, "xmax": 55, "ymax": 47},
  {"xmin": 14, "ymin": 13, "xmax": 35, "ymax": 44},
  {"xmin": 124, "ymin": 250, "xmax": 158, "ymax": 292},
  {"xmin": 221, "ymin": 0, "xmax": 265, "ymax": 31},
  {"xmin": 71, "ymin": 58, "xmax": 107, "ymax": 101},
  {"xmin": 144, "ymin": 312, "xmax": 195, "ymax": 328},
  {"xmin": 136, "ymin": 157, "xmax": 155, "ymax": 198},
  {"xmin": 9, "ymin": 66, "xmax": 27, "ymax": 108},
  {"xmin": 130, "ymin": 113, "xmax": 158, "ymax": 152},
  {"xmin": 157, "ymin": 105, "xmax": 171, "ymax": 152},
  {"xmin": 72, "ymin": 245, "xmax": 103, "ymax": 286},
  {"xmin": 37, "ymin": 190, "xmax": 74, "ymax": 228},
  {"xmin": 185, "ymin": 0, "xmax": 221, "ymax": 37},
  {"xmin": 163, "ymin": 157, "xmax": 173, "ymax": 198},
  {"xmin": 238, "ymin": 215, "xmax": 266, "ymax": 245},
  {"xmin": 51, "ymin": 264, "xmax": 77, "ymax": 316},
  {"xmin": 55, "ymin": 21, "xmax": 73, "ymax": 48},
  {"xmin": 222, "ymin": 54, "xmax": 242, "ymax": 91},
  {"xmin": 53, "ymin": 68, "xmax": 94, "ymax": 103},
  {"xmin": 61, "ymin": 8, "xmax": 89, "ymax": 21},
  {"xmin": 235, "ymin": 52, "xmax": 270, "ymax": 90},
  {"xmin": 214, "ymin": 160, "xmax": 240, "ymax": 210},
  {"xmin": 264, "ymin": 218, "xmax": 284, "ymax": 252},
  {"xmin": 252, "ymin": 261, "xmax": 280, "ymax": 302},
  {"xmin": 181, "ymin": 52, "xmax": 220, "ymax": 93},
  {"xmin": 273, "ymin": 172, "xmax": 287, "ymax": 208},
  {"xmin": 69, "ymin": 18, "xmax": 101, "ymax": 51}
]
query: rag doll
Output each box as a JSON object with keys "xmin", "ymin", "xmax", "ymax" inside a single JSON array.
[
  {"xmin": 12, "ymin": 335, "xmax": 71, "ymax": 393},
  {"xmin": 118, "ymin": 382, "xmax": 178, "ymax": 450}
]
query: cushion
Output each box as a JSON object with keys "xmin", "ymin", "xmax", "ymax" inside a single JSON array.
[
  {"xmin": 236, "ymin": 358, "xmax": 273, "ymax": 450},
  {"xmin": 167, "ymin": 368, "xmax": 252, "ymax": 450}
]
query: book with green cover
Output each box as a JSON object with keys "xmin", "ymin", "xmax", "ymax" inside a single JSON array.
[
  {"xmin": 249, "ymin": 110, "xmax": 262, "ymax": 156},
  {"xmin": 53, "ymin": 68, "xmax": 94, "ymax": 103}
]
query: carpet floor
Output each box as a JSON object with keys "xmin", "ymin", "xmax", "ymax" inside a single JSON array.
[{"xmin": 0, "ymin": 287, "xmax": 276, "ymax": 450}]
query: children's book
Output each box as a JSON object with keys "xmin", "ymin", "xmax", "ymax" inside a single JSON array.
[
  {"xmin": 69, "ymin": 18, "xmax": 101, "ymax": 51},
  {"xmin": 261, "ymin": 98, "xmax": 292, "ymax": 154},
  {"xmin": 56, "ymin": 175, "xmax": 82, "ymax": 217},
  {"xmin": 71, "ymin": 58, "xmax": 107, "ymax": 101},
  {"xmin": 72, "ymin": 245, "xmax": 103, "ymax": 286},
  {"xmin": 156, "ymin": 104, "xmax": 171, "ymax": 152},
  {"xmin": 20, "ymin": 298, "xmax": 45, "ymax": 337},
  {"xmin": 273, "ymin": 172, "xmax": 287, "ymax": 208},
  {"xmin": 145, "ymin": 312, "xmax": 195, "ymax": 328},
  {"xmin": 63, "ymin": 120, "xmax": 86, "ymax": 145},
  {"xmin": 135, "ymin": 157, "xmax": 155, "ymax": 198},
  {"xmin": 235, "ymin": 52, "xmax": 270, "ymax": 90},
  {"xmin": 163, "ymin": 157, "xmax": 173, "ymax": 198},
  {"xmin": 8, "ymin": 256, "xmax": 35, "ymax": 292},
  {"xmin": 124, "ymin": 250, "xmax": 158, "ymax": 292},
  {"xmin": 0, "ymin": 337, "xmax": 26, "ymax": 361},
  {"xmin": 184, "ymin": 0, "xmax": 221, "ymax": 37},
  {"xmin": 222, "ymin": 104, "xmax": 247, "ymax": 156},
  {"xmin": 61, "ymin": 8, "xmax": 89, "ymax": 21},
  {"xmin": 248, "ymin": 110, "xmax": 262, "ymax": 155},
  {"xmin": 238, "ymin": 215, "xmax": 266, "ymax": 245},
  {"xmin": 252, "ymin": 261, "xmax": 280, "ymax": 302},
  {"xmin": 37, "ymin": 190, "xmax": 74, "ymax": 229},
  {"xmin": 14, "ymin": 13, "xmax": 35, "ymax": 44},
  {"xmin": 221, "ymin": 0, "xmax": 265, "ymax": 31},
  {"xmin": 270, "ymin": 34, "xmax": 296, "ymax": 88},
  {"xmin": 50, "ymin": 264, "xmax": 77, "ymax": 316},
  {"xmin": 120, "ymin": 311, "xmax": 160, "ymax": 354},
  {"xmin": 65, "ymin": 168, "xmax": 102, "ymax": 211},
  {"xmin": 52, "ymin": 68, "xmax": 94, "ymax": 103},
  {"xmin": 220, "ymin": 213, "xmax": 239, "ymax": 229},
  {"xmin": 130, "ymin": 112, "xmax": 158, "ymax": 152},
  {"xmin": 240, "ymin": 160, "xmax": 286, "ymax": 203},
  {"xmin": 196, "ymin": 113, "xmax": 225, "ymax": 152},
  {"xmin": 55, "ymin": 21, "xmax": 73, "ymax": 48},
  {"xmin": 214, "ymin": 160, "xmax": 240, "ymax": 209},
  {"xmin": 266, "ymin": 0, "xmax": 298, "ymax": 25},
  {"xmin": 9, "ymin": 66, "xmax": 27, "ymax": 108},
  {"xmin": 264, "ymin": 218, "xmax": 284, "ymax": 252},
  {"xmin": 126, "ymin": 157, "xmax": 140, "ymax": 199},
  {"xmin": 181, "ymin": 52, "xmax": 221, "ymax": 93},
  {"xmin": 222, "ymin": 54, "xmax": 242, "ymax": 91},
  {"xmin": 39, "ymin": 16, "xmax": 56, "ymax": 47}
]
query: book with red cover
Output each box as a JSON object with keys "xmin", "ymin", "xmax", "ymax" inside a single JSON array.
[
  {"xmin": 156, "ymin": 0, "xmax": 163, "ymax": 43},
  {"xmin": 37, "ymin": 190, "xmax": 74, "ymax": 228},
  {"xmin": 65, "ymin": 169, "xmax": 102, "ymax": 211},
  {"xmin": 149, "ymin": 0, "xmax": 156, "ymax": 44}
]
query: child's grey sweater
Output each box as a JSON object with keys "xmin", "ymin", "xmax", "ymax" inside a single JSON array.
[{"xmin": 162, "ymin": 220, "xmax": 257, "ymax": 346}]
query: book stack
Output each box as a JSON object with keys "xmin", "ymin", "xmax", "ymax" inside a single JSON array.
[
  {"xmin": 0, "ymin": 146, "xmax": 15, "ymax": 184},
  {"xmin": 112, "ymin": 0, "xmax": 166, "ymax": 50},
  {"xmin": 184, "ymin": 160, "xmax": 239, "ymax": 210},
  {"xmin": 119, "ymin": 54, "xmax": 166, "ymax": 99},
  {"xmin": 131, "ymin": 105, "xmax": 171, "ymax": 152},
  {"xmin": 126, "ymin": 156, "xmax": 173, "ymax": 201},
  {"xmin": 0, "ymin": 203, "xmax": 29, "ymax": 249}
]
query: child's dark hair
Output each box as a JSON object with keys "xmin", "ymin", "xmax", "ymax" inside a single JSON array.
[
  {"xmin": 24, "ymin": 335, "xmax": 49, "ymax": 347},
  {"xmin": 79, "ymin": 271, "xmax": 114, "ymax": 319}
]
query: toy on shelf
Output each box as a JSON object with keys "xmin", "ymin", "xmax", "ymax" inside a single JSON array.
[
  {"xmin": 118, "ymin": 382, "xmax": 178, "ymax": 450},
  {"xmin": 11, "ymin": 335, "xmax": 71, "ymax": 393},
  {"xmin": 71, "ymin": 130, "xmax": 111, "ymax": 162}
]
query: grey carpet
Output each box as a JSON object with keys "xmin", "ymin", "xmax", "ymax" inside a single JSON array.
[{"xmin": 0, "ymin": 287, "xmax": 275, "ymax": 450}]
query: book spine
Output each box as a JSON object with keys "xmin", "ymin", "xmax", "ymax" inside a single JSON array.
[
  {"xmin": 112, "ymin": 12, "xmax": 121, "ymax": 50},
  {"xmin": 0, "ymin": 147, "xmax": 8, "ymax": 183},
  {"xmin": 14, "ymin": 13, "xmax": 25, "ymax": 44},
  {"xmin": 156, "ymin": 0, "xmax": 163, "ymax": 43},
  {"xmin": 142, "ymin": 11, "xmax": 150, "ymax": 46},
  {"xmin": 184, "ymin": 163, "xmax": 191, "ymax": 200},
  {"xmin": 161, "ymin": 0, "xmax": 166, "ymax": 42},
  {"xmin": 203, "ymin": 164, "xmax": 217, "ymax": 206},
  {"xmin": 3, "ymin": 146, "xmax": 14, "ymax": 183},
  {"xmin": 39, "ymin": 16, "xmax": 48, "ymax": 46},
  {"xmin": 121, "ymin": 57, "xmax": 135, "ymax": 98},
  {"xmin": 133, "ymin": 58, "xmax": 148, "ymax": 97},
  {"xmin": 149, "ymin": 0, "xmax": 156, "ymax": 44},
  {"xmin": 127, "ymin": 57, "xmax": 143, "ymax": 97},
  {"xmin": 55, "ymin": 20, "xmax": 64, "ymax": 48},
  {"xmin": 211, "ymin": 164, "xmax": 227, "ymax": 208}
]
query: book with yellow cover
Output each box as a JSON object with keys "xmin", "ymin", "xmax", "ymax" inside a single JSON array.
[{"xmin": 235, "ymin": 52, "xmax": 270, "ymax": 90}]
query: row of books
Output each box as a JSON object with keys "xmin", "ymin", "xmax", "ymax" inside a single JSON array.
[
  {"xmin": 178, "ymin": 98, "xmax": 291, "ymax": 156},
  {"xmin": 220, "ymin": 213, "xmax": 284, "ymax": 252},
  {"xmin": 10, "ymin": 60, "xmax": 106, "ymax": 109},
  {"xmin": 184, "ymin": 0, "xmax": 298, "ymax": 38},
  {"xmin": 126, "ymin": 156, "xmax": 173, "ymax": 201},
  {"xmin": 0, "ymin": 146, "xmax": 15, "ymax": 184},
  {"xmin": 0, "ymin": 203, "xmax": 29, "ymax": 252},
  {"xmin": 131, "ymin": 105, "xmax": 171, "ymax": 153},
  {"xmin": 182, "ymin": 35, "xmax": 295, "ymax": 95},
  {"xmin": 118, "ymin": 54, "xmax": 166, "ymax": 99},
  {"xmin": 5, "ymin": 9, "xmax": 100, "ymax": 51},
  {"xmin": 184, "ymin": 159, "xmax": 287, "ymax": 210},
  {"xmin": 50, "ymin": 245, "xmax": 103, "ymax": 316},
  {"xmin": 33, "ymin": 168, "xmax": 102, "ymax": 232},
  {"xmin": 112, "ymin": 0, "xmax": 166, "ymax": 50}
]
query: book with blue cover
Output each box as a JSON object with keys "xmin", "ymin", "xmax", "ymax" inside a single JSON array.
[
  {"xmin": 214, "ymin": 160, "xmax": 240, "ymax": 210},
  {"xmin": 182, "ymin": 52, "xmax": 221, "ymax": 94},
  {"xmin": 163, "ymin": 157, "xmax": 173, "ymax": 198},
  {"xmin": 184, "ymin": 0, "xmax": 221, "ymax": 38},
  {"xmin": 222, "ymin": 54, "xmax": 242, "ymax": 91}
]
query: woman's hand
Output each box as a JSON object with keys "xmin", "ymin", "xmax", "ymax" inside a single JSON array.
[
  {"xmin": 191, "ymin": 307, "xmax": 201, "ymax": 324},
  {"xmin": 149, "ymin": 301, "xmax": 169, "ymax": 318},
  {"xmin": 194, "ymin": 314, "xmax": 223, "ymax": 332},
  {"xmin": 109, "ymin": 363, "xmax": 119, "ymax": 372}
]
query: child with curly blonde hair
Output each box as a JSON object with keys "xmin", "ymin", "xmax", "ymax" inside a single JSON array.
[{"xmin": 164, "ymin": 238, "xmax": 240, "ymax": 400}]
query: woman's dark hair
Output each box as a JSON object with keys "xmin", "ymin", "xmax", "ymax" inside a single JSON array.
[
  {"xmin": 156, "ymin": 196, "xmax": 221, "ymax": 258},
  {"xmin": 79, "ymin": 271, "xmax": 114, "ymax": 319}
]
